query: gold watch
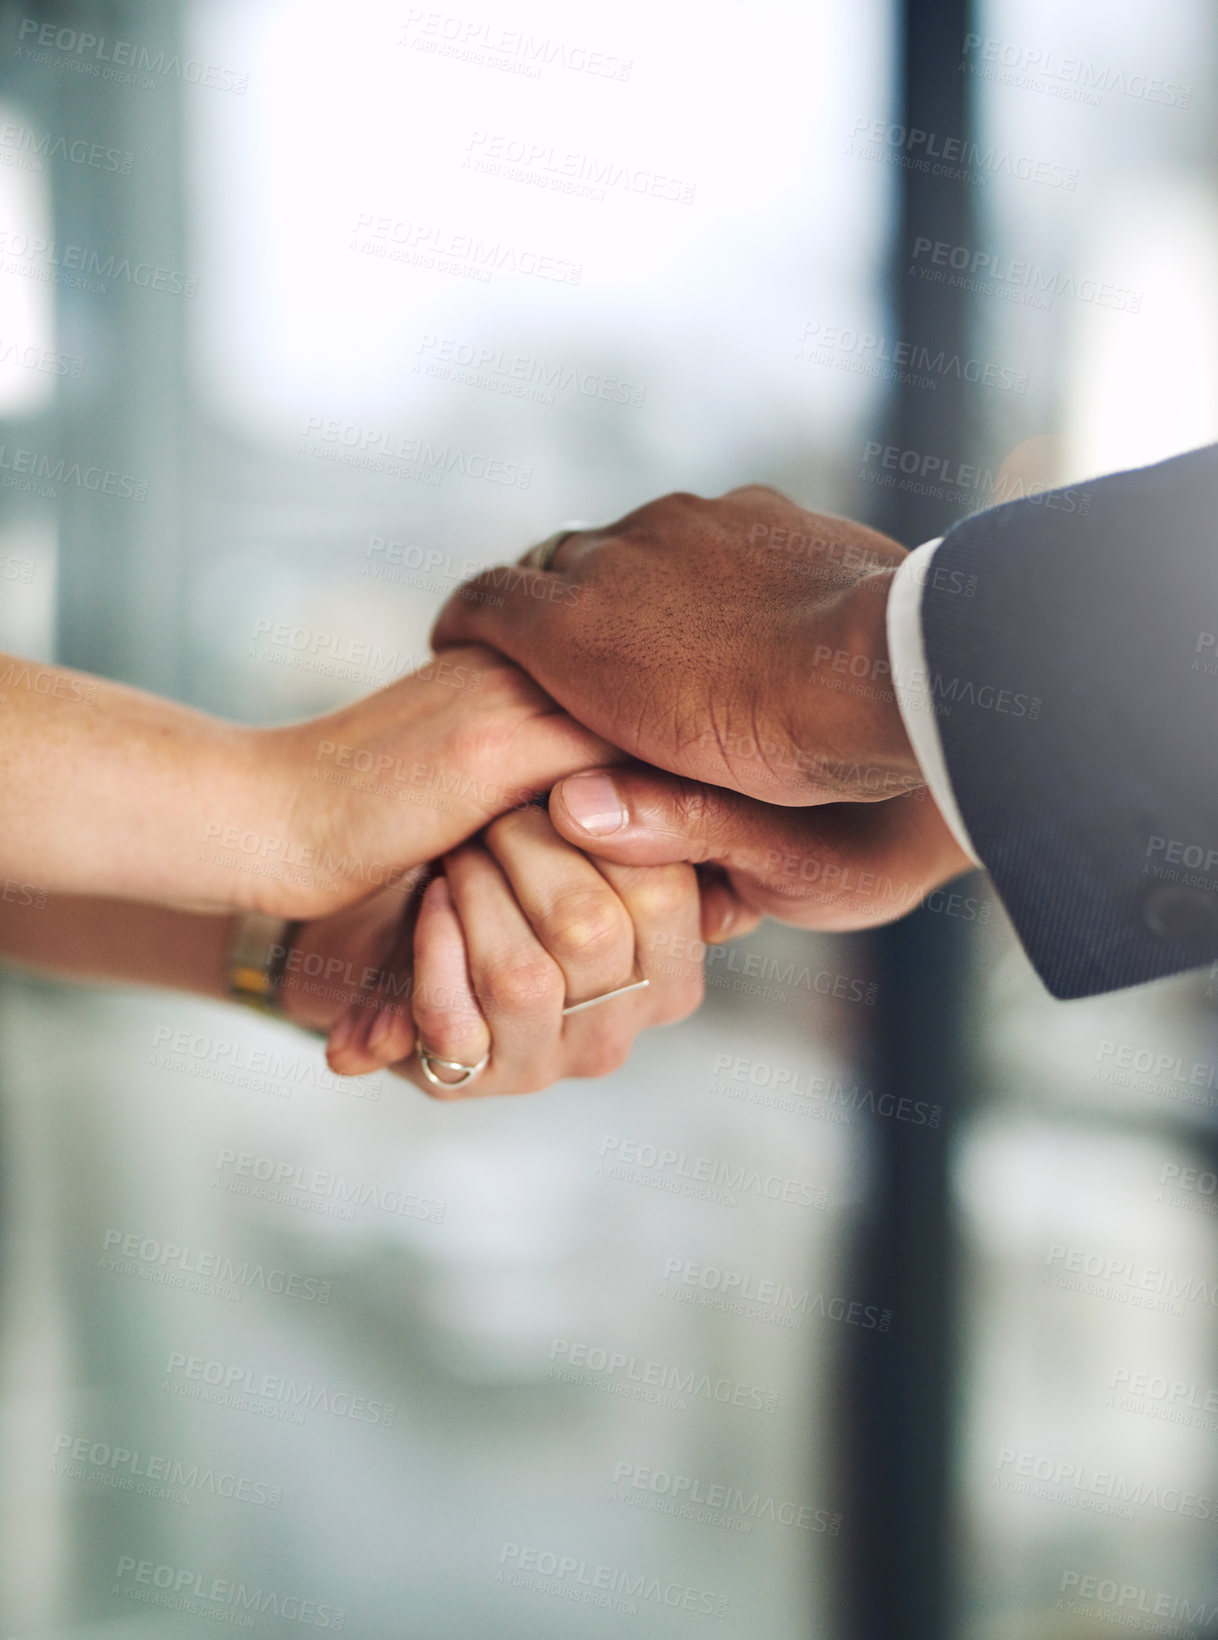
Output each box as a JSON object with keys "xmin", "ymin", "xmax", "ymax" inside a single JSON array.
[{"xmin": 227, "ymin": 911, "xmax": 303, "ymax": 1018}]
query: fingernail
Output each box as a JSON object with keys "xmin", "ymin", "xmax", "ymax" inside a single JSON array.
[
  {"xmin": 367, "ymin": 1002, "xmax": 399, "ymax": 1054},
  {"xmin": 560, "ymin": 772, "xmax": 627, "ymax": 837},
  {"xmin": 426, "ymin": 875, "xmax": 453, "ymax": 911},
  {"xmin": 712, "ymin": 901, "xmax": 737, "ymax": 942},
  {"xmin": 328, "ymin": 1008, "xmax": 357, "ymax": 1057}
]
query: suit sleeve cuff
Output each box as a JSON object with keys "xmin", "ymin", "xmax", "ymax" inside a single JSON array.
[{"xmin": 886, "ymin": 539, "xmax": 982, "ymax": 867}]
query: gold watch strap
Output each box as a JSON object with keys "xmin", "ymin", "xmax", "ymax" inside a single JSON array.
[{"xmin": 227, "ymin": 912, "xmax": 302, "ymax": 1017}]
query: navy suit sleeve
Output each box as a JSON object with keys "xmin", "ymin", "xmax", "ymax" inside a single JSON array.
[{"xmin": 920, "ymin": 444, "xmax": 1218, "ymax": 999}]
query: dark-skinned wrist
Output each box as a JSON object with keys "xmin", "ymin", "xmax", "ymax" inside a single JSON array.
[
  {"xmin": 852, "ymin": 568, "xmax": 919, "ymax": 772},
  {"xmin": 791, "ymin": 568, "xmax": 922, "ymax": 801}
]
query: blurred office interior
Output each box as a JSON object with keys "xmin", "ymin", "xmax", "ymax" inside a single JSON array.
[{"xmin": 1, "ymin": 0, "xmax": 1217, "ymax": 1635}]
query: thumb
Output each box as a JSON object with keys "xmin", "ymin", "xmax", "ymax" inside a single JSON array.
[
  {"xmin": 550, "ymin": 769, "xmax": 966, "ymax": 930},
  {"xmin": 550, "ymin": 768, "xmax": 804, "ymax": 869}
]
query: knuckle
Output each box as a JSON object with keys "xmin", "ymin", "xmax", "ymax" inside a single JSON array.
[
  {"xmin": 676, "ymin": 781, "xmax": 716, "ymax": 839},
  {"xmin": 627, "ymin": 489, "xmax": 703, "ymax": 537},
  {"xmin": 439, "ymin": 721, "xmax": 491, "ymax": 791},
  {"xmin": 447, "ymin": 717, "xmax": 526, "ymax": 786},
  {"xmin": 412, "ymin": 987, "xmax": 483, "ymax": 1058},
  {"xmin": 379, "ymin": 1013, "xmax": 416, "ymax": 1061},
  {"xmin": 414, "ymin": 1013, "xmax": 481, "ymax": 1061},
  {"xmin": 628, "ymin": 864, "xmax": 696, "ymax": 925},
  {"xmin": 468, "ymin": 655, "xmax": 548, "ymax": 717},
  {"xmin": 726, "ymin": 482, "xmax": 787, "ymax": 506},
  {"xmin": 479, "ymin": 952, "xmax": 564, "ymax": 1019},
  {"xmin": 485, "ymin": 804, "xmax": 543, "ymax": 849},
  {"xmin": 571, "ymin": 1037, "xmax": 632, "ymax": 1079},
  {"xmin": 419, "ymin": 1078, "xmax": 468, "ymax": 1102},
  {"xmin": 443, "ymin": 733, "xmax": 547, "ymax": 807},
  {"xmin": 663, "ymin": 973, "xmax": 706, "ymax": 1023},
  {"xmin": 542, "ymin": 888, "xmax": 631, "ymax": 966},
  {"xmin": 506, "ymin": 1075, "xmax": 547, "ymax": 1098}
]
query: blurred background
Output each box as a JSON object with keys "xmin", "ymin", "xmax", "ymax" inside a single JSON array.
[{"xmin": 0, "ymin": 0, "xmax": 1216, "ymax": 1636}]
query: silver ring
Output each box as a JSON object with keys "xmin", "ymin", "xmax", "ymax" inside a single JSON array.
[
  {"xmin": 562, "ymin": 976, "xmax": 650, "ymax": 1017},
  {"xmin": 417, "ymin": 1044, "xmax": 490, "ymax": 1089}
]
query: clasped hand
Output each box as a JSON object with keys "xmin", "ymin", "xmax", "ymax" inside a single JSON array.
[
  {"xmin": 282, "ymin": 802, "xmax": 710, "ymax": 1099},
  {"xmin": 263, "ymin": 649, "xmax": 732, "ymax": 1098},
  {"xmin": 283, "ymin": 485, "xmax": 978, "ymax": 1097}
]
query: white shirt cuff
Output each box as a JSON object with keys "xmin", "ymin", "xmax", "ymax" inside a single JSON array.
[{"xmin": 886, "ymin": 538, "xmax": 981, "ymax": 867}]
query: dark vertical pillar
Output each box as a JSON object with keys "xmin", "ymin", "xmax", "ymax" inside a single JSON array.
[{"xmin": 836, "ymin": 0, "xmax": 977, "ymax": 1635}]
